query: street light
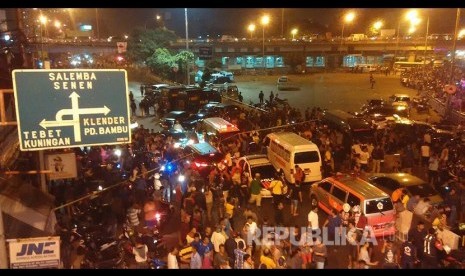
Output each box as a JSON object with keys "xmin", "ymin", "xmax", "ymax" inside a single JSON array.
[
  {"xmin": 248, "ymin": 23, "xmax": 256, "ymax": 39},
  {"xmin": 261, "ymin": 15, "xmax": 270, "ymax": 71},
  {"xmin": 291, "ymin": 28, "xmax": 298, "ymax": 40},
  {"xmin": 54, "ymin": 20, "xmax": 61, "ymax": 29},
  {"xmin": 395, "ymin": 9, "xmax": 421, "ymax": 62},
  {"xmin": 458, "ymin": 28, "xmax": 465, "ymax": 39},
  {"xmin": 340, "ymin": 11, "xmax": 355, "ymax": 56},
  {"xmin": 38, "ymin": 15, "xmax": 47, "ymax": 63},
  {"xmin": 373, "ymin": 20, "xmax": 383, "ymax": 31}
]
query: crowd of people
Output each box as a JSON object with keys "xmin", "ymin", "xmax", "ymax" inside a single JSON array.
[{"xmin": 49, "ymin": 67, "xmax": 465, "ymax": 269}]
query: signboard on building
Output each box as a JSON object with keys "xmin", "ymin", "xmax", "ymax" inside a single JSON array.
[
  {"xmin": 198, "ymin": 46, "xmax": 213, "ymax": 59},
  {"xmin": 12, "ymin": 69, "xmax": 131, "ymax": 151},
  {"xmin": 8, "ymin": 236, "xmax": 61, "ymax": 269},
  {"xmin": 45, "ymin": 152, "xmax": 77, "ymax": 180}
]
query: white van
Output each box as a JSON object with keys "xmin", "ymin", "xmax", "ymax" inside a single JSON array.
[{"xmin": 265, "ymin": 132, "xmax": 322, "ymax": 184}]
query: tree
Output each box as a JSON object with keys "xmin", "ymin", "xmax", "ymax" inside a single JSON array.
[
  {"xmin": 127, "ymin": 27, "xmax": 178, "ymax": 63},
  {"xmin": 146, "ymin": 48, "xmax": 176, "ymax": 80}
]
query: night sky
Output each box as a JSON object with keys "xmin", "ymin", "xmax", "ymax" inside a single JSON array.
[{"xmin": 72, "ymin": 8, "xmax": 460, "ymax": 38}]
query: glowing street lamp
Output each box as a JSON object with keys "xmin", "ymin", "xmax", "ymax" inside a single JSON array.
[
  {"xmin": 373, "ymin": 20, "xmax": 383, "ymax": 31},
  {"xmin": 291, "ymin": 28, "xmax": 298, "ymax": 40},
  {"xmin": 261, "ymin": 15, "xmax": 270, "ymax": 70},
  {"xmin": 248, "ymin": 23, "xmax": 256, "ymax": 39},
  {"xmin": 54, "ymin": 20, "xmax": 61, "ymax": 29},
  {"xmin": 340, "ymin": 11, "xmax": 355, "ymax": 54},
  {"xmin": 459, "ymin": 29, "xmax": 465, "ymax": 39},
  {"xmin": 38, "ymin": 15, "xmax": 47, "ymax": 62}
]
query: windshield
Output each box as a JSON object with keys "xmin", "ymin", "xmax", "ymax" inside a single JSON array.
[
  {"xmin": 251, "ymin": 164, "xmax": 276, "ymax": 180},
  {"xmin": 406, "ymin": 184, "xmax": 439, "ymax": 198},
  {"xmin": 294, "ymin": 151, "xmax": 320, "ymax": 164},
  {"xmin": 365, "ymin": 197, "xmax": 394, "ymax": 215}
]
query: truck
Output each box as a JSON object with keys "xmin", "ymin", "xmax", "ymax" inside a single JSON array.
[
  {"xmin": 349, "ymin": 34, "xmax": 368, "ymax": 42},
  {"xmin": 380, "ymin": 29, "xmax": 396, "ymax": 39}
]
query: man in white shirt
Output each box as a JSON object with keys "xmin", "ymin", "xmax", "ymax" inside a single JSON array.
[
  {"xmin": 308, "ymin": 205, "xmax": 319, "ymax": 231},
  {"xmin": 167, "ymin": 247, "xmax": 179, "ymax": 269},
  {"xmin": 211, "ymin": 226, "xmax": 226, "ymax": 253}
]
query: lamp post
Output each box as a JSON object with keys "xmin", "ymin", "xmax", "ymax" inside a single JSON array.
[
  {"xmin": 39, "ymin": 15, "xmax": 47, "ymax": 63},
  {"xmin": 445, "ymin": 8, "xmax": 461, "ymax": 120},
  {"xmin": 291, "ymin": 28, "xmax": 298, "ymax": 40},
  {"xmin": 423, "ymin": 14, "xmax": 430, "ymax": 72},
  {"xmin": 395, "ymin": 10, "xmax": 420, "ymax": 64},
  {"xmin": 340, "ymin": 11, "xmax": 355, "ymax": 55},
  {"xmin": 261, "ymin": 15, "xmax": 270, "ymax": 71},
  {"xmin": 248, "ymin": 23, "xmax": 256, "ymax": 39},
  {"xmin": 185, "ymin": 8, "xmax": 190, "ymax": 85}
]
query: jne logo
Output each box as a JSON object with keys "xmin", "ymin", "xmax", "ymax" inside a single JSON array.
[{"xmin": 16, "ymin": 242, "xmax": 56, "ymax": 256}]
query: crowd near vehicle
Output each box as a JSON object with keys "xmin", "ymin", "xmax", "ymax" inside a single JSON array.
[
  {"xmin": 237, "ymin": 154, "xmax": 277, "ymax": 198},
  {"xmin": 197, "ymin": 117, "xmax": 240, "ymax": 143},
  {"xmin": 321, "ymin": 109, "xmax": 375, "ymax": 152},
  {"xmin": 366, "ymin": 173, "xmax": 444, "ymax": 206},
  {"xmin": 265, "ymin": 132, "xmax": 322, "ymax": 184},
  {"xmin": 183, "ymin": 142, "xmax": 225, "ymax": 177},
  {"xmin": 310, "ymin": 174, "xmax": 396, "ymax": 237}
]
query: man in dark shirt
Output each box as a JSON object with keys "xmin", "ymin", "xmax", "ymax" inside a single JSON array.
[
  {"xmin": 422, "ymin": 228, "xmax": 440, "ymax": 268},
  {"xmin": 408, "ymin": 221, "xmax": 427, "ymax": 262},
  {"xmin": 400, "ymin": 236, "xmax": 418, "ymax": 269}
]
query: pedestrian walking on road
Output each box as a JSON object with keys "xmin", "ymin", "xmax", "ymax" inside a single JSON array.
[
  {"xmin": 259, "ymin": 91, "xmax": 264, "ymax": 104},
  {"xmin": 140, "ymin": 84, "xmax": 144, "ymax": 97},
  {"xmin": 269, "ymin": 91, "xmax": 274, "ymax": 104}
]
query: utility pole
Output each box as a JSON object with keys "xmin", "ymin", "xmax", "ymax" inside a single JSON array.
[
  {"xmin": 423, "ymin": 15, "xmax": 430, "ymax": 74},
  {"xmin": 95, "ymin": 8, "xmax": 100, "ymax": 40},
  {"xmin": 281, "ymin": 8, "xmax": 284, "ymax": 39},
  {"xmin": 445, "ymin": 8, "xmax": 461, "ymax": 120},
  {"xmin": 185, "ymin": 8, "xmax": 190, "ymax": 85}
]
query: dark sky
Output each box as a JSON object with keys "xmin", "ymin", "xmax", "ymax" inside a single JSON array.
[{"xmin": 73, "ymin": 8, "xmax": 460, "ymax": 38}]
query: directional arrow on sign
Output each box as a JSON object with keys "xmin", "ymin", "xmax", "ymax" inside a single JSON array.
[{"xmin": 39, "ymin": 119, "xmax": 78, "ymax": 129}]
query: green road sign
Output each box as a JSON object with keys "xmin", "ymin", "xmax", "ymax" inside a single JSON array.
[{"xmin": 13, "ymin": 69, "xmax": 131, "ymax": 151}]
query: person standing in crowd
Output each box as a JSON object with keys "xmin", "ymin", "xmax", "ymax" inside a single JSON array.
[
  {"xmin": 381, "ymin": 240, "xmax": 399, "ymax": 269},
  {"xmin": 358, "ymin": 241, "xmax": 378, "ymax": 269},
  {"xmin": 167, "ymin": 247, "xmax": 179, "ymax": 269},
  {"xmin": 140, "ymin": 84, "xmax": 144, "ymax": 97},
  {"xmin": 422, "ymin": 228, "xmax": 441, "ymax": 268},
  {"xmin": 238, "ymin": 92, "xmax": 243, "ymax": 102},
  {"xmin": 313, "ymin": 237, "xmax": 328, "ymax": 269},
  {"xmin": 400, "ymin": 236, "xmax": 418, "ymax": 269},
  {"xmin": 371, "ymin": 144, "xmax": 384, "ymax": 173},
  {"xmin": 259, "ymin": 91, "xmax": 264, "ymax": 104},
  {"xmin": 269, "ymin": 91, "xmax": 274, "ymax": 104},
  {"xmin": 189, "ymin": 246, "xmax": 202, "ymax": 269},
  {"xmin": 248, "ymin": 173, "xmax": 262, "ymax": 209}
]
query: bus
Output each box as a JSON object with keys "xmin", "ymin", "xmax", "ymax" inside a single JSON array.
[
  {"xmin": 393, "ymin": 61, "xmax": 425, "ymax": 73},
  {"xmin": 197, "ymin": 117, "xmax": 240, "ymax": 144},
  {"xmin": 265, "ymin": 132, "xmax": 322, "ymax": 184}
]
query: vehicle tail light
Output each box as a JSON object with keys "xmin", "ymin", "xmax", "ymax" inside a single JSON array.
[{"xmin": 195, "ymin": 162, "xmax": 208, "ymax": 168}]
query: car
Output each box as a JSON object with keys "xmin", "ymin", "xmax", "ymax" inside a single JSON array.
[
  {"xmin": 159, "ymin": 111, "xmax": 190, "ymax": 129},
  {"xmin": 365, "ymin": 99, "xmax": 386, "ymax": 108},
  {"xmin": 211, "ymin": 103, "xmax": 241, "ymax": 118},
  {"xmin": 183, "ymin": 142, "xmax": 225, "ymax": 177},
  {"xmin": 389, "ymin": 94, "xmax": 411, "ymax": 105},
  {"xmin": 237, "ymin": 155, "xmax": 278, "ymax": 198},
  {"xmin": 160, "ymin": 129, "xmax": 193, "ymax": 149},
  {"xmin": 356, "ymin": 104, "xmax": 410, "ymax": 121},
  {"xmin": 180, "ymin": 113, "xmax": 207, "ymax": 130},
  {"xmin": 365, "ymin": 173, "xmax": 444, "ymax": 207},
  {"xmin": 198, "ymin": 102, "xmax": 221, "ymax": 116},
  {"xmin": 277, "ymin": 76, "xmax": 300, "ymax": 91},
  {"xmin": 309, "ymin": 175, "xmax": 396, "ymax": 237}
]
